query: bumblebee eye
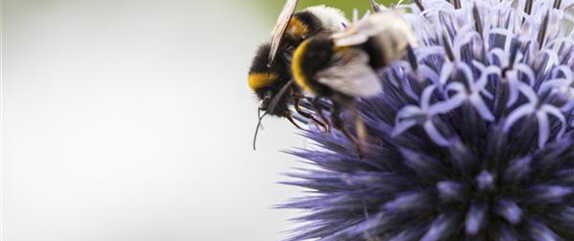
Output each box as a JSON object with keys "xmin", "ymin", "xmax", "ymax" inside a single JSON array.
[
  {"xmin": 260, "ymin": 100, "xmax": 269, "ymax": 111},
  {"xmin": 261, "ymin": 92, "xmax": 273, "ymax": 110}
]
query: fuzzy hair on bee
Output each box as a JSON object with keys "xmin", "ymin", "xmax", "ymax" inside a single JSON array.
[
  {"xmin": 248, "ymin": 0, "xmax": 350, "ymax": 150},
  {"xmin": 300, "ymin": 6, "xmax": 348, "ymax": 35},
  {"xmin": 291, "ymin": 10, "xmax": 417, "ymax": 157},
  {"xmin": 269, "ymin": 2, "xmax": 349, "ymax": 64},
  {"xmin": 248, "ymin": 43, "xmax": 293, "ymax": 117}
]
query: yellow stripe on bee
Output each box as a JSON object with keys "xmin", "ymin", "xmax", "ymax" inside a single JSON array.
[
  {"xmin": 248, "ymin": 72, "xmax": 278, "ymax": 90},
  {"xmin": 292, "ymin": 40, "xmax": 316, "ymax": 95},
  {"xmin": 286, "ymin": 17, "xmax": 308, "ymax": 39}
]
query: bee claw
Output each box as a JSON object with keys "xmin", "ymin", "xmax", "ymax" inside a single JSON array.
[
  {"xmin": 311, "ymin": 98, "xmax": 331, "ymax": 132},
  {"xmin": 311, "ymin": 121, "xmax": 322, "ymax": 132},
  {"xmin": 294, "ymin": 97, "xmax": 331, "ymax": 133},
  {"xmin": 324, "ymin": 122, "xmax": 332, "ymax": 133},
  {"xmin": 325, "ymin": 125, "xmax": 332, "ymax": 134},
  {"xmin": 285, "ymin": 112, "xmax": 303, "ymax": 129},
  {"xmin": 310, "ymin": 115, "xmax": 330, "ymax": 134}
]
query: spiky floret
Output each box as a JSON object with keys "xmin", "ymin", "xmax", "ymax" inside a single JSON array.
[{"xmin": 282, "ymin": 0, "xmax": 574, "ymax": 240}]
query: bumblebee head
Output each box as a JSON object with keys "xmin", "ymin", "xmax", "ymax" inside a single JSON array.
[
  {"xmin": 259, "ymin": 89, "xmax": 291, "ymax": 116},
  {"xmin": 248, "ymin": 43, "xmax": 292, "ymax": 116},
  {"xmin": 248, "ymin": 71, "xmax": 291, "ymax": 116}
]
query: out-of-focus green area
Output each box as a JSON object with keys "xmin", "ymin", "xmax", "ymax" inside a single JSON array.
[{"xmin": 254, "ymin": 0, "xmax": 397, "ymax": 20}]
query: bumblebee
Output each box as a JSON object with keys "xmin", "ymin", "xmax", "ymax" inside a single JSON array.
[
  {"xmin": 291, "ymin": 11, "xmax": 417, "ymax": 157},
  {"xmin": 248, "ymin": 0, "xmax": 349, "ymax": 149}
]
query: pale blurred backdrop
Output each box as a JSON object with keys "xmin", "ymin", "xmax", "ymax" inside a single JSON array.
[{"xmin": 2, "ymin": 0, "xmax": 388, "ymax": 240}]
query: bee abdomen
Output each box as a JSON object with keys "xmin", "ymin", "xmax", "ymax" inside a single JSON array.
[
  {"xmin": 364, "ymin": 30, "xmax": 412, "ymax": 69},
  {"xmin": 363, "ymin": 37, "xmax": 386, "ymax": 69},
  {"xmin": 292, "ymin": 37, "xmax": 334, "ymax": 97}
]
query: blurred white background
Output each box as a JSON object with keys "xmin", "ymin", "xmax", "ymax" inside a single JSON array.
[{"xmin": 2, "ymin": 0, "xmax": 306, "ymax": 240}]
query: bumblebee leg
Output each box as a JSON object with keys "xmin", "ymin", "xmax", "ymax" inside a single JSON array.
[
  {"xmin": 312, "ymin": 98, "xmax": 331, "ymax": 132},
  {"xmin": 331, "ymin": 103, "xmax": 363, "ymax": 159},
  {"xmin": 294, "ymin": 98, "xmax": 328, "ymax": 133},
  {"xmin": 292, "ymin": 93, "xmax": 306, "ymax": 99},
  {"xmin": 285, "ymin": 111, "xmax": 303, "ymax": 130},
  {"xmin": 350, "ymin": 102, "xmax": 368, "ymax": 143}
]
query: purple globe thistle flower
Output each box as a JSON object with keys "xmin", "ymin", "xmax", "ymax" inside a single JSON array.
[{"xmin": 281, "ymin": 0, "xmax": 574, "ymax": 240}]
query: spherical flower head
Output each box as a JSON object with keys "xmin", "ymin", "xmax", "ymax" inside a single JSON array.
[{"xmin": 282, "ymin": 0, "xmax": 574, "ymax": 241}]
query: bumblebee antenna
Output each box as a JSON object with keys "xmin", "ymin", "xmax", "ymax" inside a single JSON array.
[
  {"xmin": 266, "ymin": 79, "xmax": 294, "ymax": 115},
  {"xmin": 253, "ymin": 108, "xmax": 268, "ymax": 150}
]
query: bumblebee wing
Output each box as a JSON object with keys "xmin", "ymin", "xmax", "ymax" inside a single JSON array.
[
  {"xmin": 330, "ymin": 13, "xmax": 385, "ymax": 46},
  {"xmin": 331, "ymin": 12, "xmax": 417, "ymax": 65},
  {"xmin": 331, "ymin": 11, "xmax": 416, "ymax": 47},
  {"xmin": 269, "ymin": 0, "xmax": 299, "ymax": 64},
  {"xmin": 316, "ymin": 49, "xmax": 382, "ymax": 98},
  {"xmin": 330, "ymin": 24, "xmax": 371, "ymax": 47}
]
